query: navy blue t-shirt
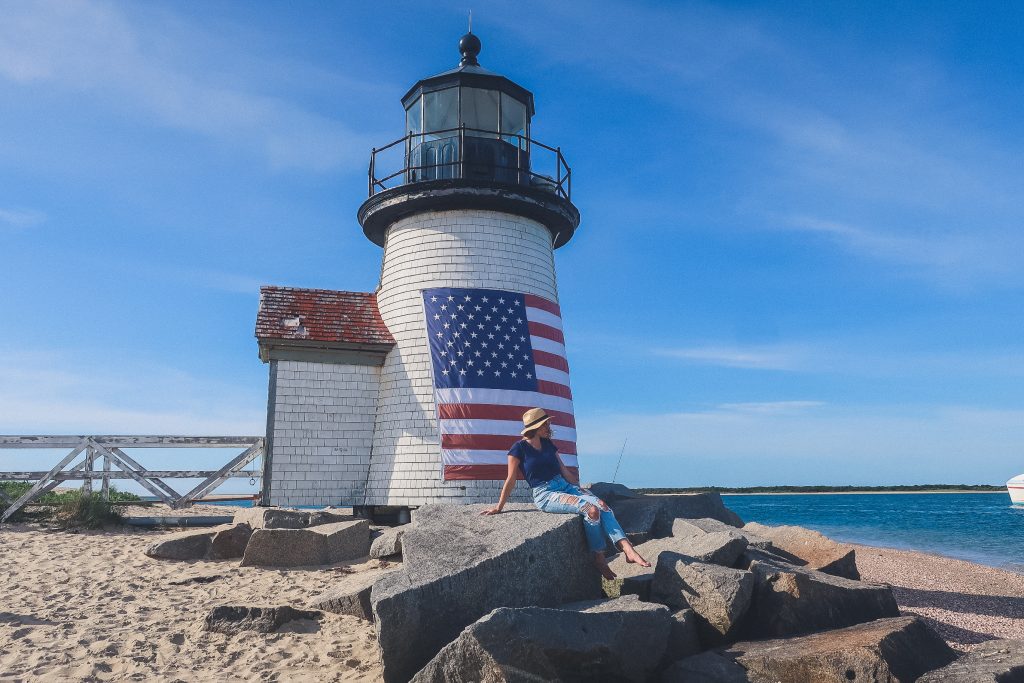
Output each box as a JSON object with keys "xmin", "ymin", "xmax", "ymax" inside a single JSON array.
[{"xmin": 509, "ymin": 438, "xmax": 562, "ymax": 488}]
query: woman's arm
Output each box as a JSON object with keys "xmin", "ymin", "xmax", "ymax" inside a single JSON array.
[
  {"xmin": 556, "ymin": 452, "xmax": 579, "ymax": 485},
  {"xmin": 481, "ymin": 456, "xmax": 522, "ymax": 515}
]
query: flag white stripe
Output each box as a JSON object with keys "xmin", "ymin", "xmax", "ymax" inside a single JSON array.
[
  {"xmin": 530, "ymin": 336, "xmax": 566, "ymax": 357},
  {"xmin": 442, "ymin": 449, "xmax": 579, "ymax": 468},
  {"xmin": 535, "ymin": 365, "xmax": 571, "ymax": 386},
  {"xmin": 525, "ymin": 307, "xmax": 562, "ymax": 330},
  {"xmin": 435, "ymin": 387, "xmax": 574, "ymax": 413},
  {"xmin": 442, "ymin": 449, "xmax": 510, "ymax": 465},
  {"xmin": 440, "ymin": 418, "xmax": 577, "ymax": 441}
]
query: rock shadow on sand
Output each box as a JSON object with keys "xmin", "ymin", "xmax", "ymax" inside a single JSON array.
[
  {"xmin": 0, "ymin": 611, "xmax": 57, "ymax": 626},
  {"xmin": 902, "ymin": 610, "xmax": 1000, "ymax": 647},
  {"xmin": 893, "ymin": 586, "xmax": 1024, "ymax": 619}
]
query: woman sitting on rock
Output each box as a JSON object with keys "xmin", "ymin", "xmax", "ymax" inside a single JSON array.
[{"xmin": 482, "ymin": 408, "xmax": 650, "ymax": 579}]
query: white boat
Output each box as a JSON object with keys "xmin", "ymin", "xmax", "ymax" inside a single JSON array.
[{"xmin": 1007, "ymin": 474, "xmax": 1024, "ymax": 505}]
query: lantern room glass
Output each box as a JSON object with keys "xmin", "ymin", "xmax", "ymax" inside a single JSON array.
[
  {"xmin": 406, "ymin": 88, "xmax": 530, "ymax": 139},
  {"xmin": 405, "ymin": 84, "xmax": 532, "ymax": 185},
  {"xmin": 422, "ymin": 88, "xmax": 458, "ymax": 139},
  {"xmin": 500, "ymin": 93, "xmax": 527, "ymax": 147},
  {"xmin": 460, "ymin": 88, "xmax": 499, "ymax": 138},
  {"xmin": 405, "ymin": 99, "xmax": 421, "ymax": 137}
]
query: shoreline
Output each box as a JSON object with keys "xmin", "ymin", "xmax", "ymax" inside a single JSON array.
[{"xmin": 847, "ymin": 539, "xmax": 1024, "ymax": 576}]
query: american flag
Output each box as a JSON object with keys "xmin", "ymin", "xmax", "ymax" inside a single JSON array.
[{"xmin": 422, "ymin": 287, "xmax": 577, "ymax": 480}]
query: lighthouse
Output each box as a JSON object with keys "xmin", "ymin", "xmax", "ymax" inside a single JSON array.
[{"xmin": 255, "ymin": 33, "xmax": 580, "ymax": 514}]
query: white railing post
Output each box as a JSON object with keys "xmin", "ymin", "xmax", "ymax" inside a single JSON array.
[
  {"xmin": 83, "ymin": 444, "xmax": 95, "ymax": 495},
  {"xmin": 101, "ymin": 449, "xmax": 111, "ymax": 501}
]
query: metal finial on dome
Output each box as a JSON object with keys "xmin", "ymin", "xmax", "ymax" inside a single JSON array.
[{"xmin": 459, "ymin": 31, "xmax": 481, "ymax": 66}]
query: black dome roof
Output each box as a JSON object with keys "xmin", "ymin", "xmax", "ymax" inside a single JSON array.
[{"xmin": 400, "ymin": 33, "xmax": 534, "ymax": 116}]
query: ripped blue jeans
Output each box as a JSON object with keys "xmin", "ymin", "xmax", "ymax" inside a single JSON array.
[{"xmin": 533, "ymin": 475, "xmax": 627, "ymax": 553}]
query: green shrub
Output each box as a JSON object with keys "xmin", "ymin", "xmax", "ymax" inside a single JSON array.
[
  {"xmin": 1, "ymin": 481, "xmax": 141, "ymax": 526},
  {"xmin": 0, "ymin": 481, "xmax": 141, "ymax": 504},
  {"xmin": 50, "ymin": 492, "xmax": 125, "ymax": 529},
  {"xmin": 0, "ymin": 480, "xmax": 30, "ymax": 504}
]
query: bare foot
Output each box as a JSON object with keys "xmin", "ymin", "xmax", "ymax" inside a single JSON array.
[
  {"xmin": 620, "ymin": 543, "xmax": 651, "ymax": 568},
  {"xmin": 593, "ymin": 552, "xmax": 617, "ymax": 580}
]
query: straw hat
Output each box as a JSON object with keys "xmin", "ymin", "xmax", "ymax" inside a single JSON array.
[{"xmin": 521, "ymin": 408, "xmax": 552, "ymax": 435}]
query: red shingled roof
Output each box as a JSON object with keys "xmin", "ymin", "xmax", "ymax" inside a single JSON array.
[{"xmin": 255, "ymin": 286, "xmax": 394, "ymax": 347}]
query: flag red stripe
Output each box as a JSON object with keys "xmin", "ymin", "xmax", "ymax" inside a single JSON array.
[
  {"xmin": 537, "ymin": 380, "xmax": 572, "ymax": 400},
  {"xmin": 437, "ymin": 403, "xmax": 576, "ymax": 429},
  {"xmin": 444, "ymin": 464, "xmax": 579, "ymax": 481},
  {"xmin": 524, "ymin": 294, "xmax": 562, "ymax": 317},
  {"xmin": 442, "ymin": 433, "xmax": 577, "ymax": 455},
  {"xmin": 533, "ymin": 349, "xmax": 569, "ymax": 372},
  {"xmin": 528, "ymin": 321, "xmax": 565, "ymax": 344}
]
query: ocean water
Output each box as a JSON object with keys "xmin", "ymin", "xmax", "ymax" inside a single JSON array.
[
  {"xmin": 722, "ymin": 492, "xmax": 1024, "ymax": 574},
  {"xmin": 200, "ymin": 492, "xmax": 1024, "ymax": 572}
]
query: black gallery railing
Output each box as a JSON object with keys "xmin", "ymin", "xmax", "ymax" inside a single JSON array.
[{"xmin": 368, "ymin": 126, "xmax": 572, "ymax": 201}]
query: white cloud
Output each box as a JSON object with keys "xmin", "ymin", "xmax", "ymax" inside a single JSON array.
[
  {"xmin": 653, "ymin": 339, "xmax": 1024, "ymax": 378},
  {"xmin": 502, "ymin": 0, "xmax": 1024, "ymax": 287},
  {"xmin": 0, "ymin": 349, "xmax": 264, "ymax": 435},
  {"xmin": 730, "ymin": 95, "xmax": 1024, "ymax": 286},
  {"xmin": 782, "ymin": 215, "xmax": 968, "ymax": 269},
  {"xmin": 0, "ymin": 397, "xmax": 262, "ymax": 436},
  {"xmin": 0, "ymin": 0, "xmax": 377, "ymax": 171},
  {"xmin": 655, "ymin": 345, "xmax": 802, "ymax": 370},
  {"xmin": 575, "ymin": 403, "xmax": 1024, "ymax": 487},
  {"xmin": 0, "ymin": 208, "xmax": 45, "ymax": 231},
  {"xmin": 716, "ymin": 401, "xmax": 824, "ymax": 414}
]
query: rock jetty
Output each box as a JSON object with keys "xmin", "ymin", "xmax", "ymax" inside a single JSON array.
[
  {"xmin": 139, "ymin": 485, "xmax": 1010, "ymax": 681},
  {"xmin": 371, "ymin": 485, "xmax": 999, "ymax": 681}
]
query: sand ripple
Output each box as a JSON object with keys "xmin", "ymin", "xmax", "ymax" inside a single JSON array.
[{"xmin": 0, "ymin": 522, "xmax": 383, "ymax": 681}]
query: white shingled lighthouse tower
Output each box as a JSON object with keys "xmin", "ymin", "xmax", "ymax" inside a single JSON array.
[{"xmin": 256, "ymin": 33, "xmax": 580, "ymax": 516}]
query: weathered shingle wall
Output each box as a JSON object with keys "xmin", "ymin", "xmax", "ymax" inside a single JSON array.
[{"xmin": 267, "ymin": 360, "xmax": 379, "ymax": 506}]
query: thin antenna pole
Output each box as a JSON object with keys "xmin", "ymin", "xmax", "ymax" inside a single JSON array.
[
  {"xmin": 612, "ymin": 437, "xmax": 628, "ymax": 483},
  {"xmin": 468, "ymin": 10, "xmax": 473, "ymax": 32}
]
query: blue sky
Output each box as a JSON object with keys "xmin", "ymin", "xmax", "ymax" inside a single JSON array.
[{"xmin": 2, "ymin": 0, "xmax": 1023, "ymax": 489}]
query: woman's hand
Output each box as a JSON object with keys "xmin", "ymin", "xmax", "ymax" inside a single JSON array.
[{"xmin": 482, "ymin": 456, "xmax": 522, "ymax": 516}]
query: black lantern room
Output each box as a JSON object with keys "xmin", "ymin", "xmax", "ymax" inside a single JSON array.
[
  {"xmin": 402, "ymin": 33, "xmax": 533, "ymax": 185},
  {"xmin": 359, "ymin": 33, "xmax": 580, "ymax": 248}
]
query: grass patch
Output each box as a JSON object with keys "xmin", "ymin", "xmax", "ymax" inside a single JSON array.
[
  {"xmin": 0, "ymin": 480, "xmax": 141, "ymax": 504},
  {"xmin": 1, "ymin": 481, "xmax": 141, "ymax": 527},
  {"xmin": 50, "ymin": 491, "xmax": 125, "ymax": 529}
]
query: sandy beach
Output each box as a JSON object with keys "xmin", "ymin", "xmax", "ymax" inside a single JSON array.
[
  {"xmin": 0, "ymin": 509, "xmax": 385, "ymax": 682},
  {"xmin": 1, "ymin": 516, "xmax": 1022, "ymax": 681}
]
